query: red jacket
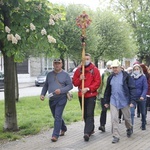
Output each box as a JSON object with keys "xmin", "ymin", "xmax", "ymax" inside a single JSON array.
[{"xmin": 73, "ymin": 63, "xmax": 101, "ymax": 98}]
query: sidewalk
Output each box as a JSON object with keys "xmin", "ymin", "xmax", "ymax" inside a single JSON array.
[{"xmin": 0, "ymin": 111, "xmax": 150, "ymax": 150}]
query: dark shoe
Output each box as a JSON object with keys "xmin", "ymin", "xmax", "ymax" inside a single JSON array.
[
  {"xmin": 89, "ymin": 130, "xmax": 95, "ymax": 136},
  {"xmin": 126, "ymin": 127, "xmax": 133, "ymax": 137},
  {"xmin": 51, "ymin": 136, "xmax": 58, "ymax": 142},
  {"xmin": 119, "ymin": 119, "xmax": 121, "ymax": 124},
  {"xmin": 59, "ymin": 130, "xmax": 66, "ymax": 136},
  {"xmin": 140, "ymin": 126, "xmax": 146, "ymax": 130},
  {"xmin": 112, "ymin": 136, "xmax": 119, "ymax": 143},
  {"xmin": 137, "ymin": 114, "xmax": 140, "ymax": 118},
  {"xmin": 98, "ymin": 126, "xmax": 105, "ymax": 132},
  {"xmin": 142, "ymin": 127, "xmax": 146, "ymax": 130},
  {"xmin": 83, "ymin": 134, "xmax": 89, "ymax": 141}
]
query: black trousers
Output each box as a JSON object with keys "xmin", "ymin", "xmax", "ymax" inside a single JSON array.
[
  {"xmin": 137, "ymin": 103, "xmax": 140, "ymax": 115},
  {"xmin": 79, "ymin": 96, "xmax": 96, "ymax": 135},
  {"xmin": 119, "ymin": 109, "xmax": 122, "ymax": 119},
  {"xmin": 146, "ymin": 97, "xmax": 150, "ymax": 115},
  {"xmin": 100, "ymin": 98, "xmax": 107, "ymax": 126}
]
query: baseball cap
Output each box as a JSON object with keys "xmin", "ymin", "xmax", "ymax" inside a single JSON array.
[
  {"xmin": 111, "ymin": 59, "xmax": 121, "ymax": 67},
  {"xmin": 53, "ymin": 58, "xmax": 62, "ymax": 63}
]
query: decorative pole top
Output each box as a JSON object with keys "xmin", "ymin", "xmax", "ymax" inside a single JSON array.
[{"xmin": 76, "ymin": 11, "xmax": 92, "ymax": 43}]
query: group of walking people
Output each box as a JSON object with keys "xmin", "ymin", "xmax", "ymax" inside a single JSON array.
[
  {"xmin": 40, "ymin": 54, "xmax": 150, "ymax": 144},
  {"xmin": 98, "ymin": 60, "xmax": 150, "ymax": 143}
]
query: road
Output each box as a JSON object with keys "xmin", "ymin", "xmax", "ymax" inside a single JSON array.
[{"xmin": 0, "ymin": 83, "xmax": 78, "ymax": 100}]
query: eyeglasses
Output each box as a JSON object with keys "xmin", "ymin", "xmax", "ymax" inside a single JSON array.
[{"xmin": 53, "ymin": 59, "xmax": 62, "ymax": 63}]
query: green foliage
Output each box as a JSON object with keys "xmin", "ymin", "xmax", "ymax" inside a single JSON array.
[
  {"xmin": 0, "ymin": 0, "xmax": 66, "ymax": 62},
  {"xmin": 136, "ymin": 10, "xmax": 150, "ymax": 64},
  {"xmin": 0, "ymin": 93, "xmax": 100, "ymax": 143},
  {"xmin": 94, "ymin": 10, "xmax": 137, "ymax": 61},
  {"xmin": 110, "ymin": 0, "xmax": 150, "ymax": 65},
  {"xmin": 59, "ymin": 4, "xmax": 98, "ymax": 66}
]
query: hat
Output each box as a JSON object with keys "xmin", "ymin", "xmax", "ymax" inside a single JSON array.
[
  {"xmin": 133, "ymin": 61, "xmax": 140, "ymax": 65},
  {"xmin": 127, "ymin": 67, "xmax": 133, "ymax": 71},
  {"xmin": 111, "ymin": 59, "xmax": 121, "ymax": 67},
  {"xmin": 53, "ymin": 58, "xmax": 62, "ymax": 63},
  {"xmin": 106, "ymin": 60, "xmax": 112, "ymax": 66}
]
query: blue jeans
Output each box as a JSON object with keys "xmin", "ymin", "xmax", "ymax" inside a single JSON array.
[
  {"xmin": 130, "ymin": 106, "xmax": 135, "ymax": 125},
  {"xmin": 49, "ymin": 97, "xmax": 67, "ymax": 138}
]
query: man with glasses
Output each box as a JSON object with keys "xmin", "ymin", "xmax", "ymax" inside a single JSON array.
[
  {"xmin": 73, "ymin": 53, "xmax": 101, "ymax": 142},
  {"xmin": 104, "ymin": 59, "xmax": 136, "ymax": 143},
  {"xmin": 40, "ymin": 58, "xmax": 73, "ymax": 142}
]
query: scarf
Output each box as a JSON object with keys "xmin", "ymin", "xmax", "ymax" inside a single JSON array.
[{"xmin": 131, "ymin": 73, "xmax": 142, "ymax": 79}]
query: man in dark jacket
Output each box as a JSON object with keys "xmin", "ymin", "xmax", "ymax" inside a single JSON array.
[
  {"xmin": 104, "ymin": 59, "xmax": 136, "ymax": 144},
  {"xmin": 73, "ymin": 53, "xmax": 101, "ymax": 142}
]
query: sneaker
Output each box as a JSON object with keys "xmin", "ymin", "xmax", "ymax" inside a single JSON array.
[
  {"xmin": 126, "ymin": 127, "xmax": 133, "ymax": 137},
  {"xmin": 112, "ymin": 136, "xmax": 119, "ymax": 143},
  {"xmin": 83, "ymin": 134, "xmax": 89, "ymax": 141},
  {"xmin": 98, "ymin": 126, "xmax": 105, "ymax": 132},
  {"xmin": 59, "ymin": 130, "xmax": 66, "ymax": 136},
  {"xmin": 51, "ymin": 136, "xmax": 58, "ymax": 142}
]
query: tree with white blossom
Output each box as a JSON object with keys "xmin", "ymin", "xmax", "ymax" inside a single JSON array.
[{"xmin": 0, "ymin": 0, "xmax": 65, "ymax": 131}]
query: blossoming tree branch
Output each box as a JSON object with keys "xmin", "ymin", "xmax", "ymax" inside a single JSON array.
[{"xmin": 0, "ymin": 0, "xmax": 65, "ymax": 131}]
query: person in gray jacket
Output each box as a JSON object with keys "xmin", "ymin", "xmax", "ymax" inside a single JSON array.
[{"xmin": 40, "ymin": 58, "xmax": 73, "ymax": 142}]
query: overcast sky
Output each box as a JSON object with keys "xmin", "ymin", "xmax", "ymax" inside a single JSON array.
[{"xmin": 48, "ymin": 0, "xmax": 110, "ymax": 10}]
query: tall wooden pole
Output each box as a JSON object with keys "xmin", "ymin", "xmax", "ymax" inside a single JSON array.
[
  {"xmin": 76, "ymin": 11, "xmax": 92, "ymax": 120},
  {"xmin": 81, "ymin": 35, "xmax": 85, "ymax": 121}
]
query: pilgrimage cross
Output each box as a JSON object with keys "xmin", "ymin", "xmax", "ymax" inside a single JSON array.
[{"xmin": 76, "ymin": 11, "xmax": 92, "ymax": 120}]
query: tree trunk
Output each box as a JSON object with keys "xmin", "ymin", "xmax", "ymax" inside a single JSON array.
[
  {"xmin": 14, "ymin": 63, "xmax": 19, "ymax": 102},
  {"xmin": 145, "ymin": 56, "xmax": 150, "ymax": 67},
  {"xmin": 3, "ymin": 54, "xmax": 19, "ymax": 131},
  {"xmin": 94, "ymin": 57, "xmax": 99, "ymax": 68},
  {"xmin": 60, "ymin": 55, "xmax": 65, "ymax": 70}
]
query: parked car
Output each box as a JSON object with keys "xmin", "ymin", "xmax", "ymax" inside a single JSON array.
[
  {"xmin": 35, "ymin": 70, "xmax": 49, "ymax": 86},
  {"xmin": 0, "ymin": 72, "xmax": 4, "ymax": 89}
]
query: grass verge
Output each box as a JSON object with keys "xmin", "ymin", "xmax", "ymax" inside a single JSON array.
[{"xmin": 0, "ymin": 92, "xmax": 101, "ymax": 143}]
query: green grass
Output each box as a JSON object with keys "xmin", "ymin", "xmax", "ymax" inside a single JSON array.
[{"xmin": 0, "ymin": 92, "xmax": 101, "ymax": 143}]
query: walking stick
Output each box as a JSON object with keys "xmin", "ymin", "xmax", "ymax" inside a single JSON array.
[{"xmin": 76, "ymin": 11, "xmax": 92, "ymax": 120}]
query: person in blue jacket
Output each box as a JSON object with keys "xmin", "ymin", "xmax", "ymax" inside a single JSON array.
[
  {"xmin": 104, "ymin": 59, "xmax": 137, "ymax": 144},
  {"xmin": 131, "ymin": 64, "xmax": 148, "ymax": 130}
]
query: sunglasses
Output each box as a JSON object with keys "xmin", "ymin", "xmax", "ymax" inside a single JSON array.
[{"xmin": 53, "ymin": 59, "xmax": 62, "ymax": 62}]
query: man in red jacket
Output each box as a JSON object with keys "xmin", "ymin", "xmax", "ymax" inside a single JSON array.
[{"xmin": 72, "ymin": 53, "xmax": 101, "ymax": 141}]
